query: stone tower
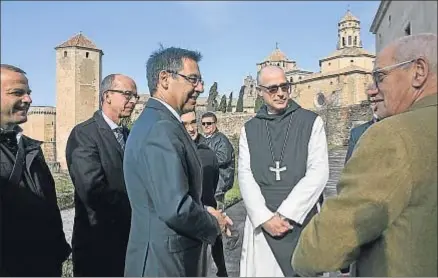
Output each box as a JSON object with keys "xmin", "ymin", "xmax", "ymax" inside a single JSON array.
[
  {"xmin": 55, "ymin": 33, "xmax": 103, "ymax": 170},
  {"xmin": 337, "ymin": 10, "xmax": 362, "ymax": 49},
  {"xmin": 20, "ymin": 106, "xmax": 57, "ymax": 164}
]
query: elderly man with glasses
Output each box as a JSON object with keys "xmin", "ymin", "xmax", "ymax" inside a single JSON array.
[
  {"xmin": 65, "ymin": 74, "xmax": 138, "ymax": 276},
  {"xmin": 292, "ymin": 33, "xmax": 437, "ymax": 277},
  {"xmin": 238, "ymin": 65, "xmax": 329, "ymax": 277}
]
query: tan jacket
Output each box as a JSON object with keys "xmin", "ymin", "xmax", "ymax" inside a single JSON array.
[{"xmin": 292, "ymin": 94, "xmax": 437, "ymax": 277}]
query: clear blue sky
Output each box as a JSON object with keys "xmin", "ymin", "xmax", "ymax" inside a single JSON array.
[{"xmin": 1, "ymin": 1, "xmax": 380, "ymax": 106}]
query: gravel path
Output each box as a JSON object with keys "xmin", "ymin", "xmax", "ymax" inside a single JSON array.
[{"xmin": 61, "ymin": 148, "xmax": 348, "ymax": 276}]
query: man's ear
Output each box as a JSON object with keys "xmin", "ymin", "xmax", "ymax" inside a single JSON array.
[
  {"xmin": 159, "ymin": 70, "xmax": 170, "ymax": 90},
  {"xmin": 412, "ymin": 57, "xmax": 429, "ymax": 89},
  {"xmin": 104, "ymin": 92, "xmax": 111, "ymax": 104}
]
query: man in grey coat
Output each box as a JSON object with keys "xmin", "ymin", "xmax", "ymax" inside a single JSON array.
[{"xmin": 123, "ymin": 47, "xmax": 233, "ymax": 277}]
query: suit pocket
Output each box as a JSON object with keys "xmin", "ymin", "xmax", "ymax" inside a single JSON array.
[{"xmin": 166, "ymin": 234, "xmax": 202, "ymax": 253}]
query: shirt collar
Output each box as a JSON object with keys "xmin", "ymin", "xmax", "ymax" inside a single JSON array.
[
  {"xmin": 16, "ymin": 129, "xmax": 23, "ymax": 143},
  {"xmin": 151, "ymin": 97, "xmax": 181, "ymax": 122},
  {"xmin": 1, "ymin": 125, "xmax": 23, "ymax": 143},
  {"xmin": 101, "ymin": 110, "xmax": 120, "ymax": 130}
]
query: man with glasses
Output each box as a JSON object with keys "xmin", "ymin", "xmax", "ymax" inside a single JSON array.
[
  {"xmin": 0, "ymin": 64, "xmax": 71, "ymax": 276},
  {"xmin": 123, "ymin": 47, "xmax": 233, "ymax": 277},
  {"xmin": 66, "ymin": 74, "xmax": 138, "ymax": 276},
  {"xmin": 293, "ymin": 33, "xmax": 437, "ymax": 277},
  {"xmin": 239, "ymin": 65, "xmax": 329, "ymax": 277}
]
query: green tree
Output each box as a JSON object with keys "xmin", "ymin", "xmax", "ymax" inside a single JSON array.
[
  {"xmin": 227, "ymin": 92, "xmax": 233, "ymax": 112},
  {"xmin": 206, "ymin": 82, "xmax": 219, "ymax": 111},
  {"xmin": 218, "ymin": 95, "xmax": 227, "ymax": 113},
  {"xmin": 121, "ymin": 117, "xmax": 133, "ymax": 130},
  {"xmin": 254, "ymin": 94, "xmax": 264, "ymax": 112},
  {"xmin": 235, "ymin": 85, "xmax": 245, "ymax": 112}
]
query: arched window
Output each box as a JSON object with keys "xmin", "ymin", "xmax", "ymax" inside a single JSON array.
[
  {"xmin": 348, "ymin": 36, "xmax": 352, "ymax": 46},
  {"xmin": 63, "ymin": 51, "xmax": 67, "ymax": 57}
]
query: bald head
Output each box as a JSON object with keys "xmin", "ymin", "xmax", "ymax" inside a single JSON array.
[
  {"xmin": 101, "ymin": 74, "xmax": 137, "ymax": 102},
  {"xmin": 257, "ymin": 66, "xmax": 286, "ymax": 85},
  {"xmin": 100, "ymin": 74, "xmax": 138, "ymax": 123}
]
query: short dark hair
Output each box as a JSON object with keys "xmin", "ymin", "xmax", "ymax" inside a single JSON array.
[
  {"xmin": 201, "ymin": 111, "xmax": 217, "ymax": 123},
  {"xmin": 0, "ymin": 64, "xmax": 26, "ymax": 75},
  {"xmin": 146, "ymin": 46, "xmax": 202, "ymax": 96}
]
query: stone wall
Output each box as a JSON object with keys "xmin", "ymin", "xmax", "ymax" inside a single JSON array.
[
  {"xmin": 315, "ymin": 102, "xmax": 373, "ymax": 146},
  {"xmin": 371, "ymin": 1, "xmax": 437, "ymax": 53},
  {"xmin": 213, "ymin": 104, "xmax": 372, "ymax": 147},
  {"xmin": 20, "ymin": 106, "xmax": 57, "ymax": 162},
  {"xmin": 214, "ymin": 112, "xmax": 255, "ymax": 137}
]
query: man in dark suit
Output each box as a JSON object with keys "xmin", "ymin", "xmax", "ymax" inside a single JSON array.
[
  {"xmin": 124, "ymin": 47, "xmax": 233, "ymax": 277},
  {"xmin": 0, "ymin": 64, "xmax": 71, "ymax": 276},
  {"xmin": 65, "ymin": 74, "xmax": 138, "ymax": 276},
  {"xmin": 181, "ymin": 111, "xmax": 228, "ymax": 277},
  {"xmin": 345, "ymin": 83, "xmax": 389, "ymax": 163}
]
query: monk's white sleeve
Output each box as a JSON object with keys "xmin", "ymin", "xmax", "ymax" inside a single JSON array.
[
  {"xmin": 238, "ymin": 126, "xmax": 274, "ymax": 228},
  {"xmin": 276, "ymin": 116, "xmax": 329, "ymax": 224}
]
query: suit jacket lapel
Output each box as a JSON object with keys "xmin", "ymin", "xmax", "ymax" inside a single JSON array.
[
  {"xmin": 93, "ymin": 111, "xmax": 124, "ymax": 160},
  {"xmin": 145, "ymin": 99, "xmax": 201, "ymax": 168}
]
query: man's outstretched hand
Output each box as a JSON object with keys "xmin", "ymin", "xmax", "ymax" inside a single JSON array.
[{"xmin": 206, "ymin": 206, "xmax": 234, "ymax": 236}]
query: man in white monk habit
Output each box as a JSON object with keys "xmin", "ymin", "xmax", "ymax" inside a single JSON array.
[{"xmin": 239, "ymin": 65, "xmax": 329, "ymax": 277}]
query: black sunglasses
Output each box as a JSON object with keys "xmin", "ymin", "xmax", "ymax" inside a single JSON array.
[
  {"xmin": 201, "ymin": 121, "xmax": 215, "ymax": 126},
  {"xmin": 258, "ymin": 82, "xmax": 291, "ymax": 94}
]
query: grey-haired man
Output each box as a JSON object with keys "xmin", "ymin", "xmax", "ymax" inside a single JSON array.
[{"xmin": 66, "ymin": 74, "xmax": 138, "ymax": 276}]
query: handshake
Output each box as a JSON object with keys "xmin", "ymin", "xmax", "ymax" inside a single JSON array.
[{"xmin": 206, "ymin": 206, "xmax": 234, "ymax": 236}]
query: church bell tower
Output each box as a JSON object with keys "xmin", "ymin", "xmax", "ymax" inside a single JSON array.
[{"xmin": 337, "ymin": 10, "xmax": 362, "ymax": 49}]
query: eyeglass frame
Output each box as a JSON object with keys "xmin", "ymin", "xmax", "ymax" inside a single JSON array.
[
  {"xmin": 257, "ymin": 82, "xmax": 291, "ymax": 94},
  {"xmin": 105, "ymin": 89, "xmax": 140, "ymax": 102},
  {"xmin": 166, "ymin": 70, "xmax": 204, "ymax": 87},
  {"xmin": 372, "ymin": 59, "xmax": 416, "ymax": 90}
]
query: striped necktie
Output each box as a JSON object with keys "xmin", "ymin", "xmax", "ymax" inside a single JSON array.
[{"xmin": 113, "ymin": 127, "xmax": 125, "ymax": 151}]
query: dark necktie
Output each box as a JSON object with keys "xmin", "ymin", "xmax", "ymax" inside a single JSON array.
[
  {"xmin": 0, "ymin": 129, "xmax": 18, "ymax": 155},
  {"xmin": 113, "ymin": 127, "xmax": 126, "ymax": 151}
]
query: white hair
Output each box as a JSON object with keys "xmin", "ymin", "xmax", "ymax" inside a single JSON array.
[{"xmin": 392, "ymin": 33, "xmax": 437, "ymax": 74}]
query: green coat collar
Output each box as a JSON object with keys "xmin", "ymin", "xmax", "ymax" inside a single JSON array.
[{"xmin": 409, "ymin": 94, "xmax": 438, "ymax": 111}]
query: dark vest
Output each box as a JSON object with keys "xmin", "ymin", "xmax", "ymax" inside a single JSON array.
[{"xmin": 244, "ymin": 102, "xmax": 318, "ymax": 276}]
